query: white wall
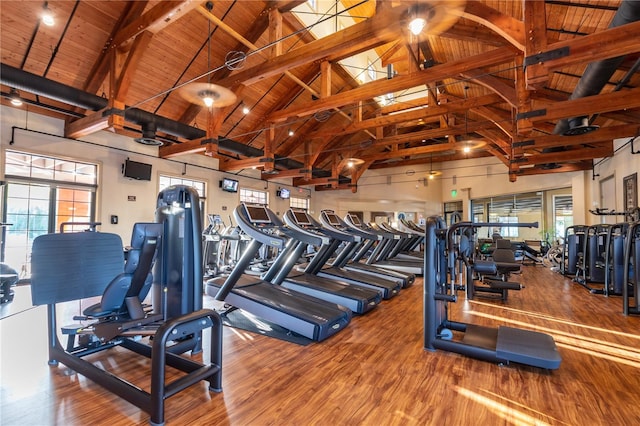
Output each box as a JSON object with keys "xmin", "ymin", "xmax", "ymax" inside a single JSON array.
[
  {"xmin": 319, "ymin": 164, "xmax": 443, "ymax": 223},
  {"xmin": 0, "ymin": 106, "xmax": 303, "ymax": 241},
  {"xmin": 584, "ymin": 137, "xmax": 640, "ymax": 225},
  {"xmin": 2, "ymin": 105, "xmax": 638, "ymax": 239}
]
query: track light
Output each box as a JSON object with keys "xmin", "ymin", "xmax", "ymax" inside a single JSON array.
[
  {"xmin": 242, "ymin": 104, "xmax": 250, "ymax": 114},
  {"xmin": 288, "ymin": 128, "xmax": 294, "ymax": 136},
  {"xmin": 42, "ymin": 2, "xmax": 55, "ymax": 27},
  {"xmin": 9, "ymin": 88, "xmax": 23, "ymax": 106}
]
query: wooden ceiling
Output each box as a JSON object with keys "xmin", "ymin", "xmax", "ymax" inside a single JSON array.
[{"xmin": 1, "ymin": 0, "xmax": 639, "ymax": 190}]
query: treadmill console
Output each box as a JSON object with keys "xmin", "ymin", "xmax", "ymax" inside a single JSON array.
[
  {"xmin": 291, "ymin": 210, "xmax": 312, "ymax": 226},
  {"xmin": 348, "ymin": 214, "xmax": 362, "ymax": 226},
  {"xmin": 244, "ymin": 204, "xmax": 271, "ymax": 224},
  {"xmin": 324, "ymin": 212, "xmax": 341, "ymax": 227}
]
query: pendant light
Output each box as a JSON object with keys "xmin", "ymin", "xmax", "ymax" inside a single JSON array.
[{"xmin": 178, "ymin": 2, "xmax": 237, "ymax": 108}]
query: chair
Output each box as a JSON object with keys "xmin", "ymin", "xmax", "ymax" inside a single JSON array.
[
  {"xmin": 458, "ymin": 235, "xmax": 522, "ymax": 301},
  {"xmin": 1, "ymin": 263, "xmax": 19, "ymax": 303},
  {"xmin": 492, "ymin": 239, "xmax": 521, "ymax": 280},
  {"xmin": 82, "ymin": 223, "xmax": 163, "ymax": 320}
]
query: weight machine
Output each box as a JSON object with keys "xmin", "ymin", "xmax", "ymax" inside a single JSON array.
[{"xmin": 423, "ymin": 217, "xmax": 561, "ymax": 369}]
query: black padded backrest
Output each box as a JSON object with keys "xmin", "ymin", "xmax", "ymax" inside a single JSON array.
[
  {"xmin": 125, "ymin": 223, "xmax": 163, "ymax": 298},
  {"xmin": 125, "ymin": 223, "xmax": 163, "ymax": 274},
  {"xmin": 496, "ymin": 239, "xmax": 511, "ymax": 249},
  {"xmin": 493, "ymin": 239, "xmax": 516, "ymax": 263},
  {"xmin": 31, "ymin": 232, "xmax": 124, "ymax": 305},
  {"xmin": 458, "ymin": 235, "xmax": 471, "ymax": 257}
]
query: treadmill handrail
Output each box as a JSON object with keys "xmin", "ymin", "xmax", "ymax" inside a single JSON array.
[
  {"xmin": 282, "ymin": 210, "xmax": 330, "ymax": 246},
  {"xmin": 320, "ymin": 210, "xmax": 370, "ymax": 241},
  {"xmin": 233, "ymin": 204, "xmax": 287, "ymax": 249}
]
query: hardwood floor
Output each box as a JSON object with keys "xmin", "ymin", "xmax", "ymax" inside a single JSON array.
[{"xmin": 1, "ymin": 265, "xmax": 639, "ymax": 425}]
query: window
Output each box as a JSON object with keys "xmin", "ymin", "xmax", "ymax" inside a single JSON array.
[
  {"xmin": 553, "ymin": 195, "xmax": 573, "ymax": 241},
  {"xmin": 473, "ymin": 192, "xmax": 543, "ymax": 241},
  {"xmin": 367, "ymin": 59, "xmax": 376, "ymax": 82},
  {"xmin": 159, "ymin": 174, "xmax": 207, "ymax": 215},
  {"xmin": 240, "ymin": 188, "xmax": 268, "ymax": 206},
  {"xmin": 443, "ymin": 201, "xmax": 463, "ymax": 225},
  {"xmin": 290, "ymin": 196, "xmax": 309, "ymax": 210},
  {"xmin": 3, "ymin": 150, "xmax": 98, "ymax": 278},
  {"xmin": 159, "ymin": 175, "xmax": 205, "ymax": 198},
  {"xmin": 494, "ymin": 216, "xmax": 519, "ymax": 238}
]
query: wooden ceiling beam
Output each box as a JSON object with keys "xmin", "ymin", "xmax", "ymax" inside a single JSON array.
[
  {"xmin": 367, "ymin": 151, "xmax": 493, "ymax": 169},
  {"xmin": 512, "ymin": 143, "xmax": 612, "ymax": 165},
  {"xmin": 217, "ymin": 5, "xmax": 407, "ymax": 88},
  {"xmin": 159, "ymin": 138, "xmax": 214, "ymax": 158},
  {"xmin": 525, "ymin": 21, "xmax": 640, "ymax": 73},
  {"xmin": 458, "ymin": 71, "xmax": 517, "ymax": 107},
  {"xmin": 343, "ymin": 121, "xmax": 493, "ymax": 153},
  {"xmin": 268, "ymin": 47, "xmax": 514, "ymax": 123},
  {"xmin": 514, "ymin": 161, "xmax": 593, "ymax": 176},
  {"xmin": 114, "ymin": 31, "xmax": 154, "ymax": 100},
  {"xmin": 83, "ymin": 1, "xmax": 149, "ymax": 95},
  {"xmin": 528, "ymin": 88, "xmax": 640, "ymax": 122},
  {"xmin": 293, "ymin": 176, "xmax": 341, "ymax": 187},
  {"xmin": 112, "ymin": 1, "xmax": 199, "ymax": 47},
  {"xmin": 440, "ymin": 23, "xmax": 508, "ymax": 48},
  {"xmin": 219, "ymin": 156, "xmax": 275, "ymax": 172},
  {"xmin": 461, "ymin": 1, "xmax": 525, "ymax": 50},
  {"xmin": 65, "ymin": 108, "xmax": 117, "ymax": 139},
  {"xmin": 337, "ymin": 93, "xmax": 502, "ymax": 136},
  {"xmin": 513, "ymin": 123, "xmax": 640, "ymax": 153},
  {"xmin": 358, "ymin": 142, "xmax": 457, "ymax": 162},
  {"xmin": 523, "ymin": 0, "xmax": 549, "ymax": 89},
  {"xmin": 262, "ymin": 168, "xmax": 311, "ymax": 180}
]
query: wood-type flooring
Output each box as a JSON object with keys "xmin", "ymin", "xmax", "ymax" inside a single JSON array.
[{"xmin": 1, "ymin": 264, "xmax": 639, "ymax": 425}]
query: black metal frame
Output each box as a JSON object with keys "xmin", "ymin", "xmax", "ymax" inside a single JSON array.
[
  {"xmin": 623, "ymin": 221, "xmax": 640, "ymax": 315},
  {"xmin": 423, "ymin": 217, "xmax": 561, "ymax": 370},
  {"xmin": 45, "ymin": 304, "xmax": 222, "ymax": 426}
]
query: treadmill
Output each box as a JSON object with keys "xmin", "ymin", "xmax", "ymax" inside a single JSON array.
[
  {"xmin": 267, "ymin": 209, "xmax": 381, "ymax": 314},
  {"xmin": 318, "ymin": 210, "xmax": 415, "ymax": 289},
  {"xmin": 345, "ymin": 216, "xmax": 424, "ymax": 275},
  {"xmin": 377, "ymin": 222, "xmax": 423, "ymax": 261},
  {"xmin": 206, "ymin": 203, "xmax": 351, "ymax": 342},
  {"xmin": 284, "ymin": 209, "xmax": 401, "ymax": 300}
]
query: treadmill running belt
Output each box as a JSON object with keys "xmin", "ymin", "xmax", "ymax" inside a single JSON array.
[{"xmin": 221, "ymin": 309, "xmax": 313, "ymax": 346}]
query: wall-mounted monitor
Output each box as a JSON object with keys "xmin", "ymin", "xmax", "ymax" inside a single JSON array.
[
  {"xmin": 277, "ymin": 188, "xmax": 290, "ymax": 199},
  {"xmin": 122, "ymin": 159, "xmax": 152, "ymax": 181},
  {"xmin": 220, "ymin": 177, "xmax": 239, "ymax": 193}
]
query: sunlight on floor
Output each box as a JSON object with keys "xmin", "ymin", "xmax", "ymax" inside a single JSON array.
[
  {"xmin": 468, "ymin": 300, "xmax": 640, "ymax": 341},
  {"xmin": 455, "ymin": 386, "xmax": 552, "ymax": 426},
  {"xmin": 229, "ymin": 326, "xmax": 255, "ymax": 342},
  {"xmin": 465, "ymin": 311, "xmax": 640, "ymax": 368}
]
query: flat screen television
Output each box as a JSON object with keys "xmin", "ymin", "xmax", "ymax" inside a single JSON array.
[
  {"xmin": 348, "ymin": 214, "xmax": 362, "ymax": 226},
  {"xmin": 277, "ymin": 188, "xmax": 290, "ymax": 199},
  {"xmin": 220, "ymin": 177, "xmax": 239, "ymax": 193},
  {"xmin": 123, "ymin": 159, "xmax": 152, "ymax": 181}
]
